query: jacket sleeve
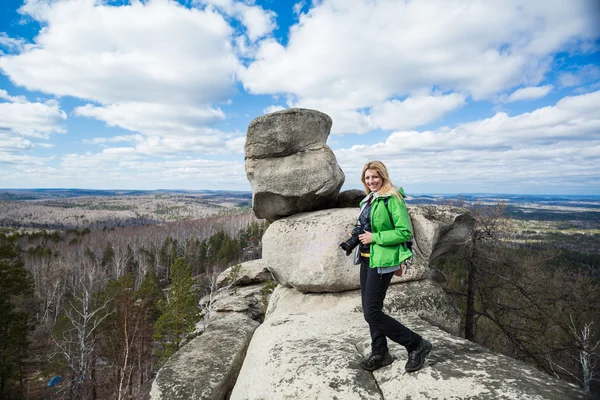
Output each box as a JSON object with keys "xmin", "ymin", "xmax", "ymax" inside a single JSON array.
[{"xmin": 372, "ymin": 196, "xmax": 412, "ymax": 245}]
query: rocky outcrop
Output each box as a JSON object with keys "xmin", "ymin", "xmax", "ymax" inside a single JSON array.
[
  {"xmin": 245, "ymin": 108, "xmax": 345, "ymax": 222},
  {"xmin": 216, "ymin": 259, "xmax": 273, "ymax": 289},
  {"xmin": 200, "ymin": 283, "xmax": 267, "ymax": 323},
  {"xmin": 262, "ymin": 206, "xmax": 475, "ymax": 293},
  {"xmin": 232, "ymin": 288, "xmax": 590, "ymax": 400},
  {"xmin": 410, "ymin": 205, "xmax": 476, "ymax": 264},
  {"xmin": 150, "ymin": 314, "xmax": 259, "ymax": 400},
  {"xmin": 151, "ymin": 106, "xmax": 593, "ymax": 400}
]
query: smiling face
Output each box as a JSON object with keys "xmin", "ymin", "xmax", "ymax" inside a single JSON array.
[{"xmin": 364, "ymin": 169, "xmax": 383, "ymax": 193}]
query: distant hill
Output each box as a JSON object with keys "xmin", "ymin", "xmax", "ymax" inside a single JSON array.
[{"xmin": 0, "ymin": 188, "xmax": 253, "ymax": 201}]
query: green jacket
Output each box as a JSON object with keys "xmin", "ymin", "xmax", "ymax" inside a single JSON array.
[{"xmin": 359, "ymin": 188, "xmax": 413, "ymax": 268}]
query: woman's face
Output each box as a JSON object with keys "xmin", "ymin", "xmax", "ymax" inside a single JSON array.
[{"xmin": 364, "ymin": 169, "xmax": 383, "ymax": 193}]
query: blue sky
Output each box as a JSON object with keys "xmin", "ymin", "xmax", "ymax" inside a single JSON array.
[{"xmin": 0, "ymin": 0, "xmax": 599, "ymax": 195}]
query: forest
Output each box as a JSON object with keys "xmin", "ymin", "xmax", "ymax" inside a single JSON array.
[
  {"xmin": 431, "ymin": 199, "xmax": 600, "ymax": 396},
  {"xmin": 1, "ymin": 192, "xmax": 266, "ymax": 400},
  {"xmin": 1, "ymin": 191, "xmax": 599, "ymax": 399}
]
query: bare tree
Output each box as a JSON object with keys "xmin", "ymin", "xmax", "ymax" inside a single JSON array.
[{"xmin": 51, "ymin": 259, "xmax": 112, "ymax": 400}]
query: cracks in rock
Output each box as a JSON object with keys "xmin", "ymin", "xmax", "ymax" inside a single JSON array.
[
  {"xmin": 245, "ymin": 144, "xmax": 327, "ymax": 160},
  {"xmin": 353, "ymin": 343, "xmax": 385, "ymax": 400}
]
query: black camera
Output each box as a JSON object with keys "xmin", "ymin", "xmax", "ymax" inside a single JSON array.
[{"xmin": 339, "ymin": 225, "xmax": 365, "ymax": 256}]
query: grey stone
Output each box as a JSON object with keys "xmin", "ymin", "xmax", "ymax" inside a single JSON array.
[
  {"xmin": 245, "ymin": 108, "xmax": 345, "ymax": 222},
  {"xmin": 245, "ymin": 108, "xmax": 332, "ymax": 159},
  {"xmin": 216, "ymin": 259, "xmax": 274, "ymax": 289},
  {"xmin": 150, "ymin": 314, "xmax": 259, "ymax": 400},
  {"xmin": 199, "ymin": 283, "xmax": 267, "ymax": 323},
  {"xmin": 262, "ymin": 206, "xmax": 474, "ymax": 293},
  {"xmin": 410, "ymin": 205, "xmax": 476, "ymax": 264},
  {"xmin": 266, "ymin": 284, "xmax": 459, "ymax": 335},
  {"xmin": 384, "ymin": 280, "xmax": 460, "ymax": 335},
  {"xmin": 262, "ymin": 208, "xmax": 360, "ymax": 292},
  {"xmin": 232, "ymin": 291, "xmax": 590, "ymax": 400}
]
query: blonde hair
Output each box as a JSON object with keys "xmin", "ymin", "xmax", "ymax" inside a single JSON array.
[{"xmin": 361, "ymin": 160, "xmax": 403, "ymax": 200}]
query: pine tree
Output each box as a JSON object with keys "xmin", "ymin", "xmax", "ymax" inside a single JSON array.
[
  {"xmin": 0, "ymin": 233, "xmax": 33, "ymax": 397},
  {"xmin": 153, "ymin": 258, "xmax": 201, "ymax": 364}
]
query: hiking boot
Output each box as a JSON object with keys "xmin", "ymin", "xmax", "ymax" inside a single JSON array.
[
  {"xmin": 360, "ymin": 351, "xmax": 394, "ymax": 372},
  {"xmin": 405, "ymin": 339, "xmax": 432, "ymax": 372}
]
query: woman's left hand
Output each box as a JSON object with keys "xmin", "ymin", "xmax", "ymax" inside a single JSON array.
[{"xmin": 359, "ymin": 230, "xmax": 373, "ymax": 244}]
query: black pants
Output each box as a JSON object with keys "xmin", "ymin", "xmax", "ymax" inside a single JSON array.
[{"xmin": 360, "ymin": 256, "xmax": 421, "ymax": 355}]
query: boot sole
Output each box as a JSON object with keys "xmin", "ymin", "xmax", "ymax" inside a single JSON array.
[
  {"xmin": 405, "ymin": 341, "xmax": 432, "ymax": 372},
  {"xmin": 360, "ymin": 355, "xmax": 394, "ymax": 372}
]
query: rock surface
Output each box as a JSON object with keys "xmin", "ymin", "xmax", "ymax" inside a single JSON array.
[
  {"xmin": 150, "ymin": 314, "xmax": 259, "ymax": 400},
  {"xmin": 262, "ymin": 206, "xmax": 474, "ymax": 293},
  {"xmin": 384, "ymin": 280, "xmax": 461, "ymax": 335},
  {"xmin": 410, "ymin": 205, "xmax": 475, "ymax": 264},
  {"xmin": 199, "ymin": 283, "xmax": 267, "ymax": 323},
  {"xmin": 245, "ymin": 108, "xmax": 344, "ymax": 222},
  {"xmin": 232, "ymin": 288, "xmax": 591, "ymax": 400},
  {"xmin": 216, "ymin": 259, "xmax": 273, "ymax": 289},
  {"xmin": 265, "ymin": 284, "xmax": 460, "ymax": 335}
]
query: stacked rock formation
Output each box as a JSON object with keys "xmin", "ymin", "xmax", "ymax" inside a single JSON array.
[
  {"xmin": 245, "ymin": 108, "xmax": 345, "ymax": 222},
  {"xmin": 151, "ymin": 109, "xmax": 592, "ymax": 400}
]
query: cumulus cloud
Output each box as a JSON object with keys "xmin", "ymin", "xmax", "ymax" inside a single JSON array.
[
  {"xmin": 55, "ymin": 150, "xmax": 248, "ymax": 189},
  {"xmin": 369, "ymin": 91, "xmax": 467, "ymax": 131},
  {"xmin": 0, "ymin": 33, "xmax": 27, "ymax": 53},
  {"xmin": 263, "ymin": 105, "xmax": 286, "ymax": 114},
  {"xmin": 1, "ymin": 0, "xmax": 238, "ymax": 105},
  {"xmin": 0, "ymin": 0, "xmax": 281, "ymax": 159},
  {"xmin": 197, "ymin": 0, "xmax": 277, "ymax": 41},
  {"xmin": 505, "ymin": 85, "xmax": 553, "ymax": 102},
  {"xmin": 0, "ymin": 90, "xmax": 66, "ymax": 139},
  {"xmin": 239, "ymin": 0, "xmax": 599, "ymax": 133},
  {"xmin": 74, "ymin": 102, "xmax": 225, "ymax": 136},
  {"xmin": 334, "ymin": 91, "xmax": 600, "ymax": 189}
]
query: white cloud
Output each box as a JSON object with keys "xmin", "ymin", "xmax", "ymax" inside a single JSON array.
[
  {"xmin": 369, "ymin": 91, "xmax": 466, "ymax": 131},
  {"xmin": 0, "ymin": 0, "xmax": 284, "ymax": 159},
  {"xmin": 505, "ymin": 85, "xmax": 553, "ymax": 102},
  {"xmin": 0, "ymin": 33, "xmax": 27, "ymax": 53},
  {"xmin": 55, "ymin": 150, "xmax": 248, "ymax": 189},
  {"xmin": 263, "ymin": 105, "xmax": 286, "ymax": 114},
  {"xmin": 74, "ymin": 102, "xmax": 225, "ymax": 136},
  {"xmin": 239, "ymin": 0, "xmax": 599, "ymax": 133},
  {"xmin": 85, "ymin": 135, "xmax": 139, "ymax": 145},
  {"xmin": 335, "ymin": 91, "xmax": 600, "ymax": 188},
  {"xmin": 1, "ymin": 0, "xmax": 239, "ymax": 105},
  {"xmin": 0, "ymin": 91, "xmax": 66, "ymax": 139},
  {"xmin": 197, "ymin": 0, "xmax": 277, "ymax": 41},
  {"xmin": 293, "ymin": 1, "xmax": 306, "ymax": 17},
  {"xmin": 225, "ymin": 136, "xmax": 246, "ymax": 153},
  {"xmin": 558, "ymin": 64, "xmax": 600, "ymax": 88}
]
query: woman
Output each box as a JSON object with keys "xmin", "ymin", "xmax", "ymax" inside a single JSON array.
[{"xmin": 353, "ymin": 160, "xmax": 431, "ymax": 372}]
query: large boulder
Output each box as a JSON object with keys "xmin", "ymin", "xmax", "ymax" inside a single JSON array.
[
  {"xmin": 262, "ymin": 206, "xmax": 474, "ymax": 293},
  {"xmin": 231, "ymin": 290, "xmax": 591, "ymax": 400},
  {"xmin": 150, "ymin": 314, "xmax": 259, "ymax": 400},
  {"xmin": 245, "ymin": 108, "xmax": 345, "ymax": 222}
]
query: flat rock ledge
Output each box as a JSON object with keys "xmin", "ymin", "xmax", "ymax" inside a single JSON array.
[
  {"xmin": 150, "ymin": 314, "xmax": 259, "ymax": 400},
  {"xmin": 232, "ymin": 297, "xmax": 591, "ymax": 400}
]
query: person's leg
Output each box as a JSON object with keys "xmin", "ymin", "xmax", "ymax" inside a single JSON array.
[
  {"xmin": 362, "ymin": 268, "xmax": 422, "ymax": 352},
  {"xmin": 360, "ymin": 257, "xmax": 387, "ymax": 355}
]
